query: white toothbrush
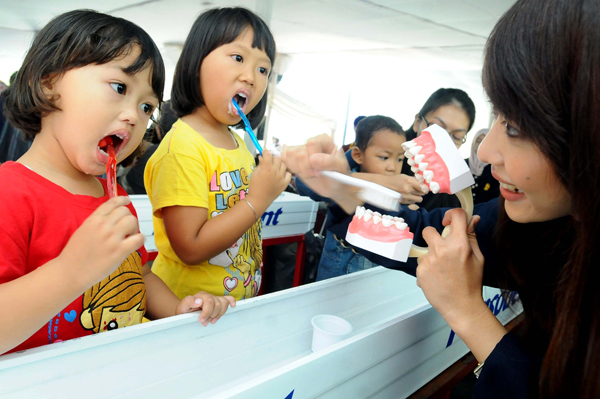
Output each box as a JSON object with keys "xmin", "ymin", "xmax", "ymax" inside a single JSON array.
[{"xmin": 320, "ymin": 171, "xmax": 402, "ymax": 211}]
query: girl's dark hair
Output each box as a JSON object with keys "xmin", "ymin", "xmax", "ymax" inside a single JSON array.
[
  {"xmin": 2, "ymin": 9, "xmax": 165, "ymax": 140},
  {"xmin": 405, "ymin": 88, "xmax": 476, "ymax": 137},
  {"xmin": 483, "ymin": 0, "xmax": 600, "ymax": 396},
  {"xmin": 171, "ymin": 7, "xmax": 276, "ymax": 129},
  {"xmin": 354, "ymin": 115, "xmax": 404, "ymax": 152}
]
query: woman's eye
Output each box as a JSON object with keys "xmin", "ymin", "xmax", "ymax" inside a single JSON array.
[
  {"xmin": 232, "ymin": 54, "xmax": 243, "ymax": 63},
  {"xmin": 503, "ymin": 121, "xmax": 521, "ymax": 137},
  {"xmin": 140, "ymin": 103, "xmax": 154, "ymax": 116},
  {"xmin": 110, "ymin": 82, "xmax": 126, "ymax": 95},
  {"xmin": 258, "ymin": 67, "xmax": 269, "ymax": 75}
]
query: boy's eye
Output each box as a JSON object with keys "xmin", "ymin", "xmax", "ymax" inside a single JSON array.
[
  {"xmin": 110, "ymin": 82, "xmax": 126, "ymax": 95},
  {"xmin": 258, "ymin": 67, "xmax": 269, "ymax": 75},
  {"xmin": 379, "ymin": 156, "xmax": 388, "ymax": 160},
  {"xmin": 503, "ymin": 121, "xmax": 521, "ymax": 138},
  {"xmin": 140, "ymin": 103, "xmax": 154, "ymax": 116},
  {"xmin": 232, "ymin": 54, "xmax": 243, "ymax": 63}
]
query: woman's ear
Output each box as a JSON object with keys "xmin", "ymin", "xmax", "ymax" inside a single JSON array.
[
  {"xmin": 351, "ymin": 146, "xmax": 363, "ymax": 165},
  {"xmin": 412, "ymin": 113, "xmax": 421, "ymax": 133}
]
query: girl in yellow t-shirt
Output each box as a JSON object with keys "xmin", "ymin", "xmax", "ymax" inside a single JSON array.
[{"xmin": 145, "ymin": 7, "xmax": 290, "ymax": 301}]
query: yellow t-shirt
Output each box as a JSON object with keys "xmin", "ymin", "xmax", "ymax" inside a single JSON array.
[{"xmin": 144, "ymin": 119, "xmax": 262, "ymax": 300}]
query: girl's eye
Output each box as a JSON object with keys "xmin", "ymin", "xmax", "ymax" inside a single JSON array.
[
  {"xmin": 232, "ymin": 54, "xmax": 243, "ymax": 63},
  {"xmin": 140, "ymin": 103, "xmax": 154, "ymax": 116},
  {"xmin": 379, "ymin": 156, "xmax": 388, "ymax": 160},
  {"xmin": 110, "ymin": 82, "xmax": 126, "ymax": 95},
  {"xmin": 258, "ymin": 67, "xmax": 269, "ymax": 75}
]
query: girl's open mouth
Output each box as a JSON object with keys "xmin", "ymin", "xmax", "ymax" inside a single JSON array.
[{"xmin": 98, "ymin": 133, "xmax": 125, "ymax": 157}]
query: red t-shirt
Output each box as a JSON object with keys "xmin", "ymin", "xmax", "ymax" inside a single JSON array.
[{"xmin": 0, "ymin": 162, "xmax": 148, "ymax": 354}]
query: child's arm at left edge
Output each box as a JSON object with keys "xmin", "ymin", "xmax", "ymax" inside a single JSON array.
[{"xmin": 142, "ymin": 264, "xmax": 235, "ymax": 326}]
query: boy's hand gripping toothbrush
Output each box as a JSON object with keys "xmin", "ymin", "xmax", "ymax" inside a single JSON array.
[
  {"xmin": 98, "ymin": 137, "xmax": 118, "ymax": 198},
  {"xmin": 231, "ymin": 98, "xmax": 263, "ymax": 156},
  {"xmin": 403, "ymin": 124, "xmax": 474, "ymax": 258}
]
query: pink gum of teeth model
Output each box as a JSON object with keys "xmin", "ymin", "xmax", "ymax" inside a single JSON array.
[
  {"xmin": 345, "ymin": 206, "xmax": 414, "ymax": 262},
  {"xmin": 402, "ymin": 124, "xmax": 475, "ymax": 258}
]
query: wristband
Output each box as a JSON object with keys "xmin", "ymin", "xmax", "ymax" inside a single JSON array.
[{"xmin": 243, "ymin": 199, "xmax": 259, "ymax": 221}]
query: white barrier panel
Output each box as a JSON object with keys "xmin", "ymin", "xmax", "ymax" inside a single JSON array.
[
  {"xmin": 0, "ymin": 267, "xmax": 521, "ymax": 399},
  {"xmin": 131, "ymin": 192, "xmax": 319, "ymax": 251}
]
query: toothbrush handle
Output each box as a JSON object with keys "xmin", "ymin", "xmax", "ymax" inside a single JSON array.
[{"xmin": 246, "ymin": 127, "xmax": 263, "ymax": 156}]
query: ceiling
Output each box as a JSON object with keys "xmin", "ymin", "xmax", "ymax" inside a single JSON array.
[{"xmin": 0, "ymin": 0, "xmax": 515, "ymax": 76}]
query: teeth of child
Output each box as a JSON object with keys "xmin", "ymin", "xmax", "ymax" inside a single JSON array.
[
  {"xmin": 372, "ymin": 215, "xmax": 382, "ymax": 224},
  {"xmin": 423, "ymin": 170, "xmax": 434, "ymax": 183},
  {"xmin": 363, "ymin": 212, "xmax": 372, "ymax": 222},
  {"xmin": 382, "ymin": 218, "xmax": 394, "ymax": 227},
  {"xmin": 238, "ymin": 92, "xmax": 247, "ymax": 98},
  {"xmin": 394, "ymin": 222, "xmax": 408, "ymax": 230},
  {"xmin": 115, "ymin": 134, "xmax": 124, "ymax": 139},
  {"xmin": 418, "ymin": 162, "xmax": 428, "ymax": 171},
  {"xmin": 407, "ymin": 158, "xmax": 415, "ymax": 166},
  {"xmin": 98, "ymin": 147, "xmax": 108, "ymax": 156},
  {"xmin": 420, "ymin": 183, "xmax": 430, "ymax": 194},
  {"xmin": 430, "ymin": 181, "xmax": 440, "ymax": 194},
  {"xmin": 414, "ymin": 154, "xmax": 425, "ymax": 164}
]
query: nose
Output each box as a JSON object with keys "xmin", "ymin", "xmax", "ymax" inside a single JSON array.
[
  {"xmin": 240, "ymin": 66, "xmax": 255, "ymax": 86},
  {"xmin": 120, "ymin": 101, "xmax": 138, "ymax": 127},
  {"xmin": 478, "ymin": 118, "xmax": 500, "ymax": 165}
]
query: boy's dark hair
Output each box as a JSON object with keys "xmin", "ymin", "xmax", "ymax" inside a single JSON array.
[
  {"xmin": 1, "ymin": 9, "xmax": 165, "ymax": 140},
  {"xmin": 412, "ymin": 88, "xmax": 476, "ymax": 134},
  {"xmin": 171, "ymin": 7, "xmax": 276, "ymax": 129},
  {"xmin": 354, "ymin": 115, "xmax": 404, "ymax": 152}
]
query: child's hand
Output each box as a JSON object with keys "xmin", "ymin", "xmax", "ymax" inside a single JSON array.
[
  {"xmin": 416, "ymin": 209, "xmax": 485, "ymax": 327},
  {"xmin": 247, "ymin": 150, "xmax": 292, "ymax": 212},
  {"xmin": 58, "ymin": 196, "xmax": 144, "ymax": 288},
  {"xmin": 176, "ymin": 292, "xmax": 236, "ymax": 327},
  {"xmin": 353, "ymin": 173, "xmax": 424, "ymax": 204}
]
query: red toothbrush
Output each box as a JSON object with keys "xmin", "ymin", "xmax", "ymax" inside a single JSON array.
[{"xmin": 99, "ymin": 137, "xmax": 117, "ymax": 198}]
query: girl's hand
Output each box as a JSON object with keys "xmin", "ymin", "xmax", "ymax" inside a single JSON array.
[
  {"xmin": 58, "ymin": 196, "xmax": 145, "ymax": 289},
  {"xmin": 176, "ymin": 292, "xmax": 236, "ymax": 327},
  {"xmin": 353, "ymin": 173, "xmax": 424, "ymax": 204},
  {"xmin": 416, "ymin": 209, "xmax": 486, "ymax": 328},
  {"xmin": 247, "ymin": 150, "xmax": 291, "ymax": 213}
]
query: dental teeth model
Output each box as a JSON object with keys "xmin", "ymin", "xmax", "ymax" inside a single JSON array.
[
  {"xmin": 403, "ymin": 124, "xmax": 475, "ymax": 258},
  {"xmin": 402, "ymin": 124, "xmax": 475, "ymax": 195},
  {"xmin": 345, "ymin": 206, "xmax": 414, "ymax": 262}
]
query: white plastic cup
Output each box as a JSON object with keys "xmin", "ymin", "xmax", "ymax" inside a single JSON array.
[{"xmin": 311, "ymin": 314, "xmax": 353, "ymax": 352}]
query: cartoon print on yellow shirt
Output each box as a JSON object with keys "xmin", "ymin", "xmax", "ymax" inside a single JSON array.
[
  {"xmin": 80, "ymin": 251, "xmax": 146, "ymax": 333},
  {"xmin": 207, "ymin": 165, "xmax": 262, "ymax": 299}
]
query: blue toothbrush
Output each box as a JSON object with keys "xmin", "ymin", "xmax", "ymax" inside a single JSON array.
[{"xmin": 232, "ymin": 99, "xmax": 263, "ymax": 156}]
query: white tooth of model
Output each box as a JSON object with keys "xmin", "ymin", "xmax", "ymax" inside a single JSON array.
[
  {"xmin": 418, "ymin": 162, "xmax": 428, "ymax": 172},
  {"xmin": 363, "ymin": 212, "xmax": 373, "ymax": 222},
  {"xmin": 420, "ymin": 183, "xmax": 430, "ymax": 194},
  {"xmin": 411, "ymin": 166, "xmax": 419, "ymax": 173},
  {"xmin": 423, "ymin": 170, "xmax": 434, "ymax": 183},
  {"xmin": 407, "ymin": 158, "xmax": 415, "ymax": 166},
  {"xmin": 414, "ymin": 154, "xmax": 425, "ymax": 164},
  {"xmin": 382, "ymin": 218, "xmax": 394, "ymax": 227},
  {"xmin": 430, "ymin": 181, "xmax": 440, "ymax": 194},
  {"xmin": 394, "ymin": 222, "xmax": 408, "ymax": 230},
  {"xmin": 373, "ymin": 212, "xmax": 382, "ymax": 218},
  {"xmin": 415, "ymin": 174, "xmax": 424, "ymax": 183},
  {"xmin": 357, "ymin": 206, "xmax": 366, "ymax": 218},
  {"xmin": 372, "ymin": 215, "xmax": 382, "ymax": 224}
]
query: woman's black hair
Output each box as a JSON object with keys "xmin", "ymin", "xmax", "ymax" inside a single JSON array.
[
  {"xmin": 2, "ymin": 9, "xmax": 165, "ymax": 140},
  {"xmin": 405, "ymin": 88, "xmax": 476, "ymax": 137},
  {"xmin": 483, "ymin": 0, "xmax": 600, "ymax": 396},
  {"xmin": 171, "ymin": 7, "xmax": 276, "ymax": 129},
  {"xmin": 354, "ymin": 115, "xmax": 404, "ymax": 152}
]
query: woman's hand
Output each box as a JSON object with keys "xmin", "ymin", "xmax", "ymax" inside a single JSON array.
[{"xmin": 416, "ymin": 209, "xmax": 485, "ymax": 327}]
